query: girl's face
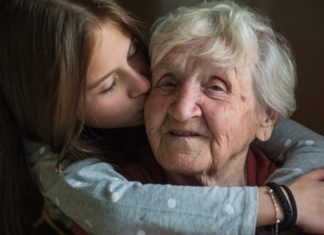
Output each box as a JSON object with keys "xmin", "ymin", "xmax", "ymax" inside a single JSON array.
[{"xmin": 84, "ymin": 22, "xmax": 150, "ymax": 128}]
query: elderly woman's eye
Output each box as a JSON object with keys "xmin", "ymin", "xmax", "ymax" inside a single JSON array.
[
  {"xmin": 160, "ymin": 81, "xmax": 176, "ymax": 88},
  {"xmin": 154, "ymin": 74, "xmax": 176, "ymax": 88},
  {"xmin": 210, "ymin": 84, "xmax": 225, "ymax": 91},
  {"xmin": 207, "ymin": 78, "xmax": 227, "ymax": 93},
  {"xmin": 154, "ymin": 75, "xmax": 178, "ymax": 95}
]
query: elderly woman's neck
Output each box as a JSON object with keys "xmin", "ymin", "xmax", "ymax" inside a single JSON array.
[{"xmin": 166, "ymin": 151, "xmax": 248, "ymax": 187}]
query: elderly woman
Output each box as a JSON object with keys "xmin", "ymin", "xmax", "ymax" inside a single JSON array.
[
  {"xmin": 135, "ymin": 1, "xmax": 322, "ymax": 234},
  {"xmin": 146, "ymin": 0, "xmax": 293, "ymax": 186}
]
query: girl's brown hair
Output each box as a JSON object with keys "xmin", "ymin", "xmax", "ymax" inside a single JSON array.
[{"xmin": 0, "ymin": 0, "xmax": 147, "ymax": 234}]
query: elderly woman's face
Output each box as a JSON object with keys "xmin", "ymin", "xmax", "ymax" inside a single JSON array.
[{"xmin": 145, "ymin": 45, "xmax": 272, "ymax": 179}]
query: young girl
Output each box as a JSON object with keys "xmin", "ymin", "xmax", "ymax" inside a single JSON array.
[{"xmin": 1, "ymin": 0, "xmax": 324, "ymax": 235}]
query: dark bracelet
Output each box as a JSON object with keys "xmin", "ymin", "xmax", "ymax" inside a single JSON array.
[
  {"xmin": 265, "ymin": 182, "xmax": 295, "ymax": 231},
  {"xmin": 280, "ymin": 185, "xmax": 298, "ymax": 231}
]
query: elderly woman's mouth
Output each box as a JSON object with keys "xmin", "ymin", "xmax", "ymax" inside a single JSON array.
[{"xmin": 168, "ymin": 129, "xmax": 201, "ymax": 137}]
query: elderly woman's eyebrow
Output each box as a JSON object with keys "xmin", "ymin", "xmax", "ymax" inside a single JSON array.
[
  {"xmin": 154, "ymin": 59, "xmax": 176, "ymax": 70},
  {"xmin": 195, "ymin": 58, "xmax": 228, "ymax": 75}
]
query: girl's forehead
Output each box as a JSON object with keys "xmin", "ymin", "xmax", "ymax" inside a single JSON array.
[{"xmin": 86, "ymin": 22, "xmax": 132, "ymax": 85}]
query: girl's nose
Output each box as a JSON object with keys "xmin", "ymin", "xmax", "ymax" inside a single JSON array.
[{"xmin": 128, "ymin": 71, "xmax": 151, "ymax": 98}]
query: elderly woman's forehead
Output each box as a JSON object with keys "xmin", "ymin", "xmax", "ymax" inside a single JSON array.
[
  {"xmin": 159, "ymin": 45, "xmax": 209, "ymax": 64},
  {"xmin": 159, "ymin": 44, "xmax": 253, "ymax": 70}
]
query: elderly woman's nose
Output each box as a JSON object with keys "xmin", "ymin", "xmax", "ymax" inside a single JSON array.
[{"xmin": 168, "ymin": 85, "xmax": 202, "ymax": 122}]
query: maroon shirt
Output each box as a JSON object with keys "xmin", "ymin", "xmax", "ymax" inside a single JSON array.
[{"xmin": 121, "ymin": 147, "xmax": 276, "ymax": 186}]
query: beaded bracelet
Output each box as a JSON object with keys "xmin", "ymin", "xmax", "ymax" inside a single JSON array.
[
  {"xmin": 266, "ymin": 187, "xmax": 280, "ymax": 235},
  {"xmin": 265, "ymin": 182, "xmax": 295, "ymax": 231}
]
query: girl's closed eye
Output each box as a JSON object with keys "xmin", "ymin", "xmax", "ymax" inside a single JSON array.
[{"xmin": 101, "ymin": 77, "xmax": 118, "ymax": 94}]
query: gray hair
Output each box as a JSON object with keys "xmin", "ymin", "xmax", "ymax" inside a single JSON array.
[{"xmin": 150, "ymin": 0, "xmax": 296, "ymax": 119}]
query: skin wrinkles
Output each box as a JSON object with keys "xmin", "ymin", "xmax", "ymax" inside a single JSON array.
[{"xmin": 146, "ymin": 44, "xmax": 273, "ymax": 186}]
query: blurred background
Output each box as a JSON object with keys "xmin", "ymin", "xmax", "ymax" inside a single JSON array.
[{"xmin": 117, "ymin": 0, "xmax": 324, "ymax": 135}]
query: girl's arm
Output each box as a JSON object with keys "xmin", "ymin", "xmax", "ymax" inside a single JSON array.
[
  {"xmin": 25, "ymin": 118, "xmax": 324, "ymax": 234},
  {"xmin": 26, "ymin": 142, "xmax": 257, "ymax": 235},
  {"xmin": 254, "ymin": 118, "xmax": 324, "ymax": 184}
]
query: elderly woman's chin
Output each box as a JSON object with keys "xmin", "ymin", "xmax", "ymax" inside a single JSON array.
[{"xmin": 153, "ymin": 135, "xmax": 212, "ymax": 177}]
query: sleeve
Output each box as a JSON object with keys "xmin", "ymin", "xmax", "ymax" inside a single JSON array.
[
  {"xmin": 26, "ymin": 143, "xmax": 257, "ymax": 235},
  {"xmin": 253, "ymin": 118, "xmax": 324, "ymax": 184}
]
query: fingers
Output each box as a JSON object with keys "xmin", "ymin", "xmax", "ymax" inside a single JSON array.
[
  {"xmin": 291, "ymin": 169, "xmax": 324, "ymax": 233},
  {"xmin": 305, "ymin": 168, "xmax": 324, "ymax": 181}
]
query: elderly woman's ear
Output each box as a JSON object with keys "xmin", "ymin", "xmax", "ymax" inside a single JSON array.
[{"xmin": 256, "ymin": 110, "xmax": 278, "ymax": 142}]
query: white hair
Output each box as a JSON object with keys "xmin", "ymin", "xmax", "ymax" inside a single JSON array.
[{"xmin": 150, "ymin": 0, "xmax": 296, "ymax": 119}]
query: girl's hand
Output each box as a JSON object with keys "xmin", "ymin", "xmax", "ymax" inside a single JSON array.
[{"xmin": 289, "ymin": 168, "xmax": 324, "ymax": 233}]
